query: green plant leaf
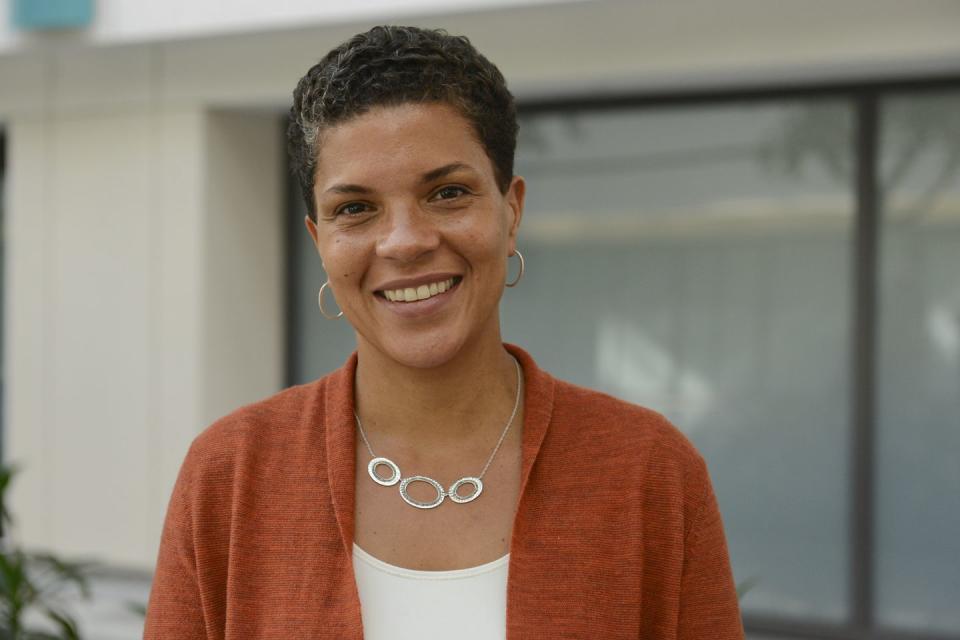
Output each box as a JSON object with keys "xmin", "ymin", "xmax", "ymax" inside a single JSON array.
[
  {"xmin": 0, "ymin": 464, "xmax": 21, "ymax": 530},
  {"xmin": 736, "ymin": 576, "xmax": 760, "ymax": 600},
  {"xmin": 1, "ymin": 463, "xmax": 91, "ymax": 639},
  {"xmin": 125, "ymin": 600, "xmax": 147, "ymax": 618},
  {"xmin": 27, "ymin": 554, "xmax": 95, "ymax": 600},
  {"xmin": 21, "ymin": 631, "xmax": 62, "ymax": 640},
  {"xmin": 41, "ymin": 606, "xmax": 82, "ymax": 640},
  {"xmin": 0, "ymin": 550, "xmax": 31, "ymax": 605}
]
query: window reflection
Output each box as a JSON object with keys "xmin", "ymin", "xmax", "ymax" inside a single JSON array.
[
  {"xmin": 876, "ymin": 91, "xmax": 960, "ymax": 634},
  {"xmin": 509, "ymin": 102, "xmax": 855, "ymax": 621}
]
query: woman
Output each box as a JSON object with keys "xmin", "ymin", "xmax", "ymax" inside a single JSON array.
[{"xmin": 144, "ymin": 26, "xmax": 743, "ymax": 639}]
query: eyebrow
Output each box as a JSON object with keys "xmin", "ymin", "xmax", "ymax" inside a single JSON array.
[
  {"xmin": 420, "ymin": 162, "xmax": 474, "ymax": 184},
  {"xmin": 325, "ymin": 183, "xmax": 372, "ymax": 195},
  {"xmin": 323, "ymin": 162, "xmax": 476, "ymax": 195}
]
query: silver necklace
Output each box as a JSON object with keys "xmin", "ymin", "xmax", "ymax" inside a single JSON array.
[{"xmin": 354, "ymin": 356, "xmax": 522, "ymax": 509}]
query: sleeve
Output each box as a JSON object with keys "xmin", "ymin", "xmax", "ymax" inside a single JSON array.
[
  {"xmin": 677, "ymin": 467, "xmax": 745, "ymax": 640},
  {"xmin": 143, "ymin": 444, "xmax": 208, "ymax": 639}
]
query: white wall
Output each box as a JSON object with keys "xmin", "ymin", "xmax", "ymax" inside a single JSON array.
[
  {"xmin": 203, "ymin": 112, "xmax": 284, "ymax": 429},
  {"xmin": 4, "ymin": 103, "xmax": 283, "ymax": 567},
  {"xmin": 0, "ymin": 0, "xmax": 959, "ymax": 571},
  {"xmin": 0, "ymin": 0, "xmax": 575, "ymax": 52},
  {"xmin": 4, "ymin": 0, "xmax": 960, "ymax": 119},
  {"xmin": 5, "ymin": 106, "xmax": 206, "ymax": 565}
]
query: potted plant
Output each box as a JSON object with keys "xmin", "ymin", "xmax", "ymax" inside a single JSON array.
[{"xmin": 0, "ymin": 463, "xmax": 93, "ymax": 640}]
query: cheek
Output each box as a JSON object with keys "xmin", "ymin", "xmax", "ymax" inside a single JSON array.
[
  {"xmin": 459, "ymin": 208, "xmax": 510, "ymax": 250},
  {"xmin": 320, "ymin": 236, "xmax": 363, "ymax": 276},
  {"xmin": 464, "ymin": 230, "xmax": 509, "ymax": 287}
]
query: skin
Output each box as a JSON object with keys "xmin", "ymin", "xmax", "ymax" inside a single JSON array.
[{"xmin": 304, "ymin": 102, "xmax": 527, "ymax": 570}]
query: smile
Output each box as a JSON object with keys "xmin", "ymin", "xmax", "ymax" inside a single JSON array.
[{"xmin": 380, "ymin": 276, "xmax": 462, "ymax": 303}]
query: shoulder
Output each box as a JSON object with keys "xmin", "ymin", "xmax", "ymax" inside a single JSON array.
[
  {"xmin": 177, "ymin": 376, "xmax": 329, "ymax": 487},
  {"xmin": 550, "ymin": 377, "xmax": 703, "ymax": 462},
  {"xmin": 543, "ymin": 380, "xmax": 710, "ymax": 511},
  {"xmin": 195, "ymin": 378, "xmax": 325, "ymax": 452},
  {"xmin": 511, "ymin": 344, "xmax": 705, "ymax": 478},
  {"xmin": 529, "ymin": 373, "xmax": 715, "ymax": 539}
]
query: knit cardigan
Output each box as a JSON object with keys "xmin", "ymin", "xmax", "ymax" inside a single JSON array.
[{"xmin": 144, "ymin": 344, "xmax": 744, "ymax": 639}]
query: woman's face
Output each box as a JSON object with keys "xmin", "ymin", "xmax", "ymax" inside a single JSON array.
[{"xmin": 305, "ymin": 102, "xmax": 524, "ymax": 369}]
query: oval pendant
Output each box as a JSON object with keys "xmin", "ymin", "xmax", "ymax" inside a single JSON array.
[
  {"xmin": 448, "ymin": 477, "xmax": 483, "ymax": 504},
  {"xmin": 399, "ymin": 475, "xmax": 446, "ymax": 509},
  {"xmin": 368, "ymin": 457, "xmax": 401, "ymax": 486}
]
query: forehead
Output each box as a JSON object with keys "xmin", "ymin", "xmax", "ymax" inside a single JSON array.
[{"xmin": 313, "ymin": 102, "xmax": 493, "ymax": 189}]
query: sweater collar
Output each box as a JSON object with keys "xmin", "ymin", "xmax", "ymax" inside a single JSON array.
[{"xmin": 322, "ymin": 343, "xmax": 556, "ymax": 556}]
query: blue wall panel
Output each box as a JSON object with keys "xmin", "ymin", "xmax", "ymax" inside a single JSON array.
[{"xmin": 13, "ymin": 0, "xmax": 93, "ymax": 30}]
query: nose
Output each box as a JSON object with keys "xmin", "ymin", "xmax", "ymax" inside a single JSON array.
[{"xmin": 375, "ymin": 202, "xmax": 441, "ymax": 263}]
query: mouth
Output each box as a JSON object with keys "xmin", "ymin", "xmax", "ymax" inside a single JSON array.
[{"xmin": 376, "ymin": 276, "xmax": 463, "ymax": 303}]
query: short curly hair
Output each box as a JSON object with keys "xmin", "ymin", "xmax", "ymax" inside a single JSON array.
[{"xmin": 287, "ymin": 25, "xmax": 518, "ymax": 222}]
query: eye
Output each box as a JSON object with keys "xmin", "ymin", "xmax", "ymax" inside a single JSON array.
[
  {"xmin": 335, "ymin": 201, "xmax": 371, "ymax": 217},
  {"xmin": 430, "ymin": 185, "xmax": 469, "ymax": 201}
]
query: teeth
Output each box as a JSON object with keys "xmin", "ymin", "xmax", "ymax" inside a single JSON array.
[{"xmin": 383, "ymin": 278, "xmax": 456, "ymax": 303}]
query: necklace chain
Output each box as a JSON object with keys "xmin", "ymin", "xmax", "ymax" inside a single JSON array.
[{"xmin": 353, "ymin": 355, "xmax": 523, "ymax": 509}]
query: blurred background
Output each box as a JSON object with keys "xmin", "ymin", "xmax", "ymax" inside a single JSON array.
[{"xmin": 1, "ymin": 0, "xmax": 958, "ymax": 638}]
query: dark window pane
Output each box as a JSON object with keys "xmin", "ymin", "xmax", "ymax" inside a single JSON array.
[
  {"xmin": 510, "ymin": 102, "xmax": 854, "ymax": 621},
  {"xmin": 876, "ymin": 90, "xmax": 960, "ymax": 633}
]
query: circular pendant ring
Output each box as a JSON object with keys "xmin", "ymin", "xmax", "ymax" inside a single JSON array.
[
  {"xmin": 399, "ymin": 476, "xmax": 446, "ymax": 509},
  {"xmin": 448, "ymin": 477, "xmax": 483, "ymax": 504},
  {"xmin": 368, "ymin": 457, "xmax": 401, "ymax": 486}
]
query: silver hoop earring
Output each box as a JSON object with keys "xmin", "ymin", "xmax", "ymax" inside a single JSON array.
[
  {"xmin": 506, "ymin": 250, "xmax": 525, "ymax": 288},
  {"xmin": 318, "ymin": 281, "xmax": 343, "ymax": 319}
]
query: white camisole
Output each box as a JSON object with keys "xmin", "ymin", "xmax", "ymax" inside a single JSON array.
[{"xmin": 352, "ymin": 544, "xmax": 509, "ymax": 639}]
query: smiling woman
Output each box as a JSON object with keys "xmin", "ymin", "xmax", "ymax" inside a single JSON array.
[
  {"xmin": 304, "ymin": 102, "xmax": 523, "ymax": 371},
  {"xmin": 143, "ymin": 25, "xmax": 744, "ymax": 640}
]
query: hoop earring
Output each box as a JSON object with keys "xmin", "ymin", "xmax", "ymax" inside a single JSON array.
[
  {"xmin": 506, "ymin": 250, "xmax": 524, "ymax": 288},
  {"xmin": 318, "ymin": 281, "xmax": 343, "ymax": 319}
]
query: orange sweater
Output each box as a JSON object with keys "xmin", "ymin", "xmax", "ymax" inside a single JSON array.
[{"xmin": 144, "ymin": 344, "xmax": 744, "ymax": 639}]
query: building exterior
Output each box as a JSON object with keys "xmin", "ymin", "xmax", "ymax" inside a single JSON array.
[{"xmin": 1, "ymin": 1, "xmax": 958, "ymax": 638}]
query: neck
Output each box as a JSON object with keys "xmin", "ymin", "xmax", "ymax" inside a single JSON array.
[{"xmin": 353, "ymin": 337, "xmax": 520, "ymax": 450}]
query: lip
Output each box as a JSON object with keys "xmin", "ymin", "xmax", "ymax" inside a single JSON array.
[
  {"xmin": 373, "ymin": 272, "xmax": 462, "ymax": 292},
  {"xmin": 375, "ymin": 276, "xmax": 462, "ymax": 318}
]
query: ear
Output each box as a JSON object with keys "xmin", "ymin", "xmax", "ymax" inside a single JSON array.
[
  {"xmin": 303, "ymin": 215, "xmax": 325, "ymax": 267},
  {"xmin": 504, "ymin": 175, "xmax": 525, "ymax": 255},
  {"xmin": 304, "ymin": 214, "xmax": 321, "ymax": 246}
]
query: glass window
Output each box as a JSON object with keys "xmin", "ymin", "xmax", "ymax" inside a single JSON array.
[
  {"xmin": 509, "ymin": 102, "xmax": 855, "ymax": 621},
  {"xmin": 876, "ymin": 90, "xmax": 960, "ymax": 634},
  {"xmin": 0, "ymin": 130, "xmax": 5, "ymax": 465}
]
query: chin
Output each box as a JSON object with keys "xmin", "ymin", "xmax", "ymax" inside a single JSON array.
[
  {"xmin": 368, "ymin": 329, "xmax": 472, "ymax": 370},
  {"xmin": 389, "ymin": 339, "xmax": 464, "ymax": 370}
]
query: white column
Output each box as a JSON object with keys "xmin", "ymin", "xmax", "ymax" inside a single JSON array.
[
  {"xmin": 4, "ymin": 103, "xmax": 284, "ymax": 569},
  {"xmin": 201, "ymin": 111, "xmax": 285, "ymax": 429}
]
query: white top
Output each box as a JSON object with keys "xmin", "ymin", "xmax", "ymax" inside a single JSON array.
[{"xmin": 352, "ymin": 544, "xmax": 509, "ymax": 640}]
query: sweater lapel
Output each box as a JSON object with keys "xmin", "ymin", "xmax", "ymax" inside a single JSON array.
[
  {"xmin": 503, "ymin": 344, "xmax": 557, "ymax": 639},
  {"xmin": 324, "ymin": 352, "xmax": 359, "ymax": 558},
  {"xmin": 504, "ymin": 344, "xmax": 555, "ymax": 504}
]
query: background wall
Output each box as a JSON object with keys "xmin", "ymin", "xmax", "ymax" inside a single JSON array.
[{"xmin": 5, "ymin": 107, "xmax": 283, "ymax": 566}]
